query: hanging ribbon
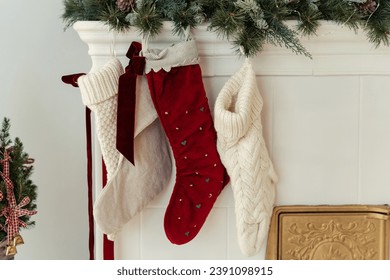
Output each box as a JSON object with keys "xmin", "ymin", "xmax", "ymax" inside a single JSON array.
[
  {"xmin": 116, "ymin": 41, "xmax": 145, "ymax": 165},
  {"xmin": 62, "ymin": 73, "xmax": 97, "ymax": 260},
  {"xmin": 85, "ymin": 107, "xmax": 95, "ymax": 260}
]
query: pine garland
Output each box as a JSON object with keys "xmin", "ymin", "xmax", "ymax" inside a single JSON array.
[
  {"xmin": 0, "ymin": 118, "xmax": 37, "ymax": 242},
  {"xmin": 62, "ymin": 0, "xmax": 390, "ymax": 57}
]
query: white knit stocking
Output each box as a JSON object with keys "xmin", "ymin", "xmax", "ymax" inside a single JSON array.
[
  {"xmin": 79, "ymin": 59, "xmax": 123, "ymax": 179},
  {"xmin": 214, "ymin": 59, "xmax": 278, "ymax": 256},
  {"xmin": 78, "ymin": 58, "xmax": 172, "ymax": 240}
]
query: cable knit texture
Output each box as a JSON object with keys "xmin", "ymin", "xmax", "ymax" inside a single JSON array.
[
  {"xmin": 77, "ymin": 58, "xmax": 172, "ymax": 240},
  {"xmin": 78, "ymin": 58, "xmax": 124, "ymax": 179},
  {"xmin": 214, "ymin": 59, "xmax": 278, "ymax": 256}
]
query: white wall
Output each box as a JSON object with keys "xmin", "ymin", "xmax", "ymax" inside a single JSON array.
[{"xmin": 0, "ymin": 1, "xmax": 90, "ymax": 259}]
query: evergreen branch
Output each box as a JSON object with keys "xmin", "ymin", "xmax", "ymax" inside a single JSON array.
[
  {"xmin": 131, "ymin": 1, "xmax": 164, "ymax": 37},
  {"xmin": 62, "ymin": 0, "xmax": 116, "ymax": 29},
  {"xmin": 289, "ymin": 0, "xmax": 322, "ymax": 36},
  {"xmin": 266, "ymin": 19, "xmax": 312, "ymax": 58},
  {"xmin": 0, "ymin": 118, "xmax": 11, "ymax": 148},
  {"xmin": 62, "ymin": 0, "xmax": 390, "ymax": 58},
  {"xmin": 62, "ymin": 0, "xmax": 87, "ymax": 29},
  {"xmin": 171, "ymin": 1, "xmax": 205, "ymax": 37},
  {"xmin": 233, "ymin": 22, "xmax": 267, "ymax": 57},
  {"xmin": 363, "ymin": 1, "xmax": 390, "ymax": 47},
  {"xmin": 318, "ymin": 0, "xmax": 363, "ymax": 31},
  {"xmin": 99, "ymin": 4, "xmax": 130, "ymax": 31},
  {"xmin": 208, "ymin": 4, "xmax": 245, "ymax": 39}
]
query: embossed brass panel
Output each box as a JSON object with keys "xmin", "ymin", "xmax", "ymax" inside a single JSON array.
[{"xmin": 266, "ymin": 205, "xmax": 390, "ymax": 260}]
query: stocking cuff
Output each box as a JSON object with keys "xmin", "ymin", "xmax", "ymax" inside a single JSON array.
[
  {"xmin": 143, "ymin": 40, "xmax": 199, "ymax": 73},
  {"xmin": 214, "ymin": 60, "xmax": 263, "ymax": 140},
  {"xmin": 78, "ymin": 58, "xmax": 124, "ymax": 106}
]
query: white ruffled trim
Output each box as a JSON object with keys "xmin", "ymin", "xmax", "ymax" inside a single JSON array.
[{"xmin": 144, "ymin": 40, "xmax": 199, "ymax": 73}]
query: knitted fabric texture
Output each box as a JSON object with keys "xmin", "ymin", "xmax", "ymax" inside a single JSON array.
[
  {"xmin": 78, "ymin": 58, "xmax": 124, "ymax": 179},
  {"xmin": 78, "ymin": 58, "xmax": 172, "ymax": 240},
  {"xmin": 214, "ymin": 59, "xmax": 278, "ymax": 256},
  {"xmin": 144, "ymin": 40, "xmax": 229, "ymax": 245}
]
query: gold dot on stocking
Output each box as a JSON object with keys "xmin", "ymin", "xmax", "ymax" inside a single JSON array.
[
  {"xmin": 200, "ymin": 107, "xmax": 205, "ymax": 112},
  {"xmin": 195, "ymin": 171, "xmax": 199, "ymax": 175},
  {"xmin": 196, "ymin": 204, "xmax": 202, "ymax": 209},
  {"xmin": 178, "ymin": 217, "xmax": 181, "ymax": 220},
  {"xmin": 185, "ymin": 110, "xmax": 189, "ymax": 114},
  {"xmin": 199, "ymin": 127, "xmax": 203, "ymax": 131},
  {"xmin": 184, "ymin": 156, "xmax": 188, "ymax": 160},
  {"xmin": 205, "ymin": 154, "xmax": 208, "ymax": 157},
  {"xmin": 213, "ymin": 163, "xmax": 217, "ymax": 167},
  {"xmin": 189, "ymin": 183, "xmax": 194, "ymax": 187},
  {"xmin": 176, "ymin": 127, "xmax": 179, "ymax": 130},
  {"xmin": 205, "ymin": 178, "xmax": 210, "ymax": 183},
  {"xmin": 179, "ymin": 198, "xmax": 182, "ymax": 202},
  {"xmin": 185, "ymin": 231, "xmax": 190, "ymax": 236},
  {"xmin": 165, "ymin": 112, "xmax": 169, "ymax": 115}
]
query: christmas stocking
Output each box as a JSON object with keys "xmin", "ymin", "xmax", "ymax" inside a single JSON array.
[
  {"xmin": 77, "ymin": 58, "xmax": 172, "ymax": 240},
  {"xmin": 214, "ymin": 59, "xmax": 278, "ymax": 256},
  {"xmin": 143, "ymin": 39, "xmax": 229, "ymax": 245}
]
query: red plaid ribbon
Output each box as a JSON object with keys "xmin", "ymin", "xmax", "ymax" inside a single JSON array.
[{"xmin": 0, "ymin": 149, "xmax": 37, "ymax": 244}]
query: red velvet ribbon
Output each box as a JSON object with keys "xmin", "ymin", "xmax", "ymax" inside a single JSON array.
[
  {"xmin": 85, "ymin": 107, "xmax": 95, "ymax": 260},
  {"xmin": 116, "ymin": 41, "xmax": 145, "ymax": 165},
  {"xmin": 61, "ymin": 73, "xmax": 86, "ymax": 87}
]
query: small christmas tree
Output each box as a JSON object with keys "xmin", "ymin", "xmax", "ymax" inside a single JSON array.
[{"xmin": 0, "ymin": 118, "xmax": 37, "ymax": 257}]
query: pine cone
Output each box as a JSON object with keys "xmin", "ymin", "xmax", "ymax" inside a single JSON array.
[
  {"xmin": 358, "ymin": 0, "xmax": 377, "ymax": 14},
  {"xmin": 116, "ymin": 0, "xmax": 135, "ymax": 12}
]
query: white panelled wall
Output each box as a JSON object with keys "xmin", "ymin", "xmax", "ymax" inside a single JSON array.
[{"xmin": 74, "ymin": 21, "xmax": 390, "ymax": 260}]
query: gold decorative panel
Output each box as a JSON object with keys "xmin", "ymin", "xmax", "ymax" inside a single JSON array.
[{"xmin": 266, "ymin": 205, "xmax": 390, "ymax": 260}]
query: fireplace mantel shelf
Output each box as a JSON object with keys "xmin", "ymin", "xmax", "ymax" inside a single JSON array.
[{"xmin": 74, "ymin": 20, "xmax": 390, "ymax": 76}]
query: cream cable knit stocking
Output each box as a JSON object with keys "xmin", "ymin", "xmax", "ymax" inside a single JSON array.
[
  {"xmin": 79, "ymin": 59, "xmax": 123, "ymax": 179},
  {"xmin": 214, "ymin": 59, "xmax": 278, "ymax": 256},
  {"xmin": 78, "ymin": 58, "xmax": 172, "ymax": 240}
]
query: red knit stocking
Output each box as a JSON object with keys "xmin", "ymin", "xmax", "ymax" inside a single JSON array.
[{"xmin": 144, "ymin": 40, "xmax": 229, "ymax": 245}]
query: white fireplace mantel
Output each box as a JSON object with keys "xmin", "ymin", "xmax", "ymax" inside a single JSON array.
[
  {"xmin": 74, "ymin": 20, "xmax": 390, "ymax": 76},
  {"xmin": 73, "ymin": 20, "xmax": 390, "ymax": 260}
]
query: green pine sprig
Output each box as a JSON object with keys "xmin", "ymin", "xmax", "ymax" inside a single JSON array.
[
  {"xmin": 99, "ymin": 4, "xmax": 130, "ymax": 31},
  {"xmin": 363, "ymin": 0, "xmax": 390, "ymax": 47},
  {"xmin": 130, "ymin": 0, "xmax": 164, "ymax": 38}
]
